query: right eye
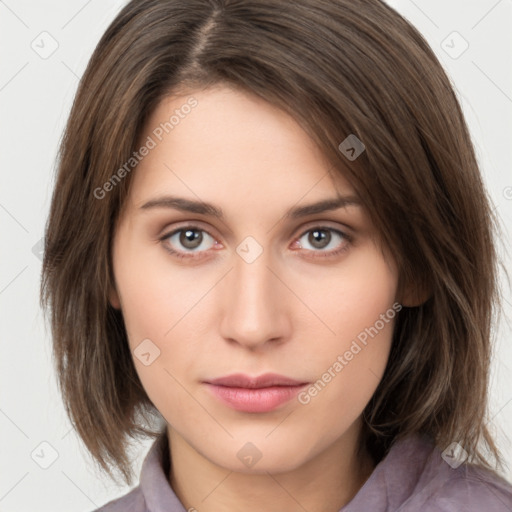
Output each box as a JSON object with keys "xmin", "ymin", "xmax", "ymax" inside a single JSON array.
[{"xmin": 160, "ymin": 226, "xmax": 220, "ymax": 260}]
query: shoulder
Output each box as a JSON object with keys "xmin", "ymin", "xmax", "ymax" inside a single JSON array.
[
  {"xmin": 368, "ymin": 433, "xmax": 512, "ymax": 511},
  {"xmin": 90, "ymin": 485, "xmax": 147, "ymax": 512},
  {"xmin": 427, "ymin": 466, "xmax": 512, "ymax": 511},
  {"xmin": 90, "ymin": 431, "xmax": 181, "ymax": 512},
  {"xmin": 411, "ymin": 452, "xmax": 512, "ymax": 511}
]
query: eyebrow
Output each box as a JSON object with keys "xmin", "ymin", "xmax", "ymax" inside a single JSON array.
[{"xmin": 139, "ymin": 194, "xmax": 361, "ymax": 219}]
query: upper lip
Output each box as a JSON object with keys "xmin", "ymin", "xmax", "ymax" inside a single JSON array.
[{"xmin": 205, "ymin": 373, "xmax": 308, "ymax": 389}]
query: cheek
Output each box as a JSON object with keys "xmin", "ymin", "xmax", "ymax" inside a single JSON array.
[
  {"xmin": 112, "ymin": 241, "xmax": 214, "ymax": 418},
  {"xmin": 114, "ymin": 238, "xmax": 209, "ymax": 346},
  {"xmin": 116, "ymin": 270, "xmax": 199, "ymax": 427},
  {"xmin": 291, "ymin": 245, "xmax": 398, "ymax": 403},
  {"xmin": 292, "ymin": 242, "xmax": 398, "ymax": 347}
]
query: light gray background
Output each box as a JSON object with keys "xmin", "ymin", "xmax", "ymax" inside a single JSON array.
[{"xmin": 1, "ymin": 0, "xmax": 511, "ymax": 510}]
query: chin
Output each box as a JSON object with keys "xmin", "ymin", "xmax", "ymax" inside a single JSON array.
[{"xmin": 195, "ymin": 435, "xmax": 314, "ymax": 475}]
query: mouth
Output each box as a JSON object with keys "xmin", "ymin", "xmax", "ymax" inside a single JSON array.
[{"xmin": 203, "ymin": 373, "xmax": 309, "ymax": 413}]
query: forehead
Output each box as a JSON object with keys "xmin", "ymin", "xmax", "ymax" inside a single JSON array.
[{"xmin": 126, "ymin": 85, "xmax": 356, "ymax": 215}]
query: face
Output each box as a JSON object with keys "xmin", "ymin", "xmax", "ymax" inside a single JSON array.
[{"xmin": 109, "ymin": 85, "xmax": 401, "ymax": 474}]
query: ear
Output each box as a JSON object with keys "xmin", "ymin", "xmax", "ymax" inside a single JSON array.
[
  {"xmin": 108, "ymin": 282, "xmax": 121, "ymax": 310},
  {"xmin": 397, "ymin": 274, "xmax": 432, "ymax": 308}
]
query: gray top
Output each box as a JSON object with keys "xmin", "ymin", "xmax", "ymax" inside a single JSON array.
[{"xmin": 93, "ymin": 431, "xmax": 512, "ymax": 511}]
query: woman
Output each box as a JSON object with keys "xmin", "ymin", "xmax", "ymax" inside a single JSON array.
[{"xmin": 40, "ymin": 0, "xmax": 512, "ymax": 510}]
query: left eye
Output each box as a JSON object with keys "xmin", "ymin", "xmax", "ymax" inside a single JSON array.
[{"xmin": 296, "ymin": 227, "xmax": 347, "ymax": 252}]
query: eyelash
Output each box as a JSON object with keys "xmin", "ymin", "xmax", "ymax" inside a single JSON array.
[{"xmin": 159, "ymin": 224, "xmax": 352, "ymax": 261}]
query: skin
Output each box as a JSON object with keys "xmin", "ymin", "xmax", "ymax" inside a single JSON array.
[{"xmin": 109, "ymin": 85, "xmax": 413, "ymax": 512}]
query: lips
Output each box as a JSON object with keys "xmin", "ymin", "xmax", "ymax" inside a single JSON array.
[
  {"xmin": 203, "ymin": 373, "xmax": 309, "ymax": 413},
  {"xmin": 206, "ymin": 372, "xmax": 307, "ymax": 389}
]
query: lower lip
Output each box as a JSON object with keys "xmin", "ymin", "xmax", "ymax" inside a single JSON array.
[{"xmin": 204, "ymin": 383, "xmax": 308, "ymax": 413}]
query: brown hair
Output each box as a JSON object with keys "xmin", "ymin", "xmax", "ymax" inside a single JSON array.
[{"xmin": 40, "ymin": 0, "xmax": 506, "ymax": 485}]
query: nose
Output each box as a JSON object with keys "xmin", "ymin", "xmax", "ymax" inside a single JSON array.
[{"xmin": 218, "ymin": 247, "xmax": 291, "ymax": 350}]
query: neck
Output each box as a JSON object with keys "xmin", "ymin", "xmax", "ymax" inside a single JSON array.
[{"xmin": 167, "ymin": 419, "xmax": 375, "ymax": 512}]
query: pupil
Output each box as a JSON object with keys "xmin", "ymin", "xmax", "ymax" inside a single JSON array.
[{"xmin": 309, "ymin": 229, "xmax": 330, "ymax": 249}]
